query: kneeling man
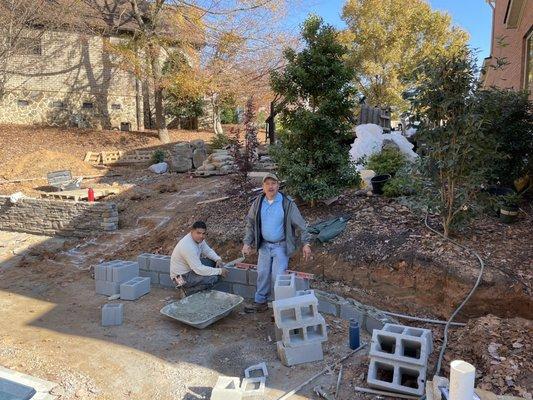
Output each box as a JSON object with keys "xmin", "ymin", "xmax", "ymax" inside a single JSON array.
[{"xmin": 170, "ymin": 221, "xmax": 228, "ymax": 296}]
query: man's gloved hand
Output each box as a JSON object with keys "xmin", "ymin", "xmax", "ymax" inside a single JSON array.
[
  {"xmin": 216, "ymin": 259, "xmax": 224, "ymax": 268},
  {"xmin": 220, "ymin": 268, "xmax": 229, "ymax": 278}
]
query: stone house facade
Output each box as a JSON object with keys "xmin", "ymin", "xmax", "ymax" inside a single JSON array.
[{"xmin": 482, "ymin": 0, "xmax": 533, "ymax": 99}]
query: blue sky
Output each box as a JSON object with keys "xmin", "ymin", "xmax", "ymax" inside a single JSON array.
[{"xmin": 285, "ymin": 0, "xmax": 493, "ymax": 62}]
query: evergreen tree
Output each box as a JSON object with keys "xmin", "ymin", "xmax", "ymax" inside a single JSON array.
[{"xmin": 270, "ymin": 15, "xmax": 360, "ymax": 203}]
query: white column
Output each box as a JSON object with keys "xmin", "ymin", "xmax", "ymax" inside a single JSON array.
[{"xmin": 449, "ymin": 360, "xmax": 476, "ymax": 400}]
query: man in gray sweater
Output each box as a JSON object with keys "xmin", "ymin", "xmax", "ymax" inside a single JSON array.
[{"xmin": 242, "ymin": 173, "xmax": 311, "ymax": 312}]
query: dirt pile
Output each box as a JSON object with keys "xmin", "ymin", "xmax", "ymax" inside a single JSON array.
[
  {"xmin": 444, "ymin": 315, "xmax": 532, "ymax": 398},
  {"xmin": 0, "ymin": 149, "xmax": 102, "ymax": 180}
]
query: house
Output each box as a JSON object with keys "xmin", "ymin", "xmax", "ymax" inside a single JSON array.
[
  {"xmin": 481, "ymin": 0, "xmax": 533, "ymax": 98},
  {"xmin": 0, "ymin": 0, "xmax": 202, "ymax": 131}
]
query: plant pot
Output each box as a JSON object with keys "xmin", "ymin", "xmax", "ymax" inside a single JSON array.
[
  {"xmin": 500, "ymin": 204, "xmax": 519, "ymax": 223},
  {"xmin": 370, "ymin": 174, "xmax": 391, "ymax": 195}
]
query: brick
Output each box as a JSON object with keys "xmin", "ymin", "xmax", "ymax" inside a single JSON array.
[
  {"xmin": 111, "ymin": 261, "xmax": 139, "ymax": 283},
  {"xmin": 137, "ymin": 253, "xmax": 152, "ymax": 270},
  {"xmin": 120, "ymin": 277, "xmax": 150, "ymax": 301},
  {"xmin": 158, "ymin": 273, "xmax": 174, "ymax": 288},
  {"xmin": 149, "ymin": 255, "xmax": 171, "ymax": 273},
  {"xmin": 232, "ymin": 283, "xmax": 256, "ymax": 299},
  {"xmin": 276, "ymin": 341, "xmax": 323, "ymax": 366},
  {"xmin": 213, "ymin": 281, "xmax": 233, "ymax": 293},
  {"xmin": 140, "ymin": 269, "xmax": 159, "ymax": 284},
  {"xmin": 211, "ymin": 376, "xmax": 242, "ymax": 400},
  {"xmin": 273, "ymin": 293, "xmax": 320, "ymax": 328},
  {"xmin": 367, "ymin": 357, "xmax": 427, "ymax": 396},
  {"xmin": 223, "ymin": 265, "xmax": 248, "ymax": 284},
  {"xmin": 95, "ymin": 280, "xmax": 120, "ymax": 296},
  {"xmin": 240, "ymin": 377, "xmax": 266, "ymax": 398},
  {"xmin": 101, "ymin": 303, "xmax": 123, "ymax": 326},
  {"xmin": 274, "ymin": 274, "xmax": 296, "ymax": 300}
]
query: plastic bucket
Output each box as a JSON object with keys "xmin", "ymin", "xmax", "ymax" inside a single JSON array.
[{"xmin": 370, "ymin": 174, "xmax": 391, "ymax": 195}]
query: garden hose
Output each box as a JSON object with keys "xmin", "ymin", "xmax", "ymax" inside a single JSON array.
[{"xmin": 423, "ymin": 213, "xmax": 485, "ymax": 376}]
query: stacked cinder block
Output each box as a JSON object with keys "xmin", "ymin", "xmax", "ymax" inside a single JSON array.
[
  {"xmin": 367, "ymin": 323, "xmax": 433, "ymax": 396},
  {"xmin": 95, "ymin": 260, "xmax": 139, "ymax": 296},
  {"xmin": 137, "ymin": 253, "xmax": 173, "ymax": 288},
  {"xmin": 273, "ymin": 277, "xmax": 327, "ymax": 366}
]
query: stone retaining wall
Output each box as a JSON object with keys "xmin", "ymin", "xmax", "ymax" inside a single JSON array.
[{"xmin": 0, "ymin": 196, "xmax": 118, "ymax": 237}]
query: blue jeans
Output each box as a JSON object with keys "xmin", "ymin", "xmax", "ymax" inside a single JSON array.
[
  {"xmin": 255, "ymin": 241, "xmax": 289, "ymax": 303},
  {"xmin": 177, "ymin": 258, "xmax": 220, "ymax": 294}
]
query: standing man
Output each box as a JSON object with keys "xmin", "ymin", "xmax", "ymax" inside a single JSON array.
[
  {"xmin": 242, "ymin": 173, "xmax": 311, "ymax": 312},
  {"xmin": 170, "ymin": 221, "xmax": 228, "ymax": 296}
]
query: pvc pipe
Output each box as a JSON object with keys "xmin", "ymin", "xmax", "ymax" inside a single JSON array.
[
  {"xmin": 382, "ymin": 311, "xmax": 466, "ymax": 326},
  {"xmin": 449, "ymin": 360, "xmax": 476, "ymax": 400}
]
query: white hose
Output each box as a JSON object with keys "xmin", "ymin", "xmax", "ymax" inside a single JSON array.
[{"xmin": 382, "ymin": 311, "xmax": 466, "ymax": 327}]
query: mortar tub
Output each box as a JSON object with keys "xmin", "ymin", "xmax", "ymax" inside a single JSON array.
[
  {"xmin": 160, "ymin": 290, "xmax": 244, "ymax": 329},
  {"xmin": 0, "ymin": 378, "xmax": 36, "ymax": 400}
]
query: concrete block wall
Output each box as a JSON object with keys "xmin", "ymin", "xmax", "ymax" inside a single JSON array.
[
  {"xmin": 95, "ymin": 260, "xmax": 138, "ymax": 296},
  {"xmin": 0, "ymin": 196, "xmax": 118, "ymax": 237}
]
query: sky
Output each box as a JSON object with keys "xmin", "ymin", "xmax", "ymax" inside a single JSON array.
[{"xmin": 284, "ymin": 0, "xmax": 493, "ymax": 63}]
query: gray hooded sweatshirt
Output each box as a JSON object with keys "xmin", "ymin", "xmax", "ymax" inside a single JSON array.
[{"xmin": 243, "ymin": 192, "xmax": 310, "ymax": 257}]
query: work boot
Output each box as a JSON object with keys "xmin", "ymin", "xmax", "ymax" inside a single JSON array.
[{"xmin": 244, "ymin": 302, "xmax": 268, "ymax": 313}]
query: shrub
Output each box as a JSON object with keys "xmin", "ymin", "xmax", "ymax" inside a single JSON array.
[
  {"xmin": 366, "ymin": 148, "xmax": 407, "ymax": 176},
  {"xmin": 210, "ymin": 132, "xmax": 230, "ymax": 149},
  {"xmin": 151, "ymin": 149, "xmax": 166, "ymax": 164}
]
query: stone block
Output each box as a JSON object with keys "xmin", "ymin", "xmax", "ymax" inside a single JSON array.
[
  {"xmin": 140, "ymin": 269, "xmax": 159, "ymax": 284},
  {"xmin": 120, "ymin": 277, "xmax": 151, "ymax": 301},
  {"xmin": 367, "ymin": 357, "xmax": 427, "ymax": 396},
  {"xmin": 276, "ymin": 341, "xmax": 323, "ymax": 366},
  {"xmin": 192, "ymin": 148, "xmax": 207, "ymax": 169},
  {"xmin": 148, "ymin": 255, "xmax": 171, "ymax": 273},
  {"xmin": 112, "ymin": 261, "xmax": 139, "ymax": 283},
  {"xmin": 279, "ymin": 315, "xmax": 327, "ymax": 347},
  {"xmin": 213, "ymin": 281, "xmax": 233, "ymax": 293},
  {"xmin": 101, "ymin": 303, "xmax": 123, "ymax": 326},
  {"xmin": 273, "ymin": 293, "xmax": 320, "ymax": 328},
  {"xmin": 232, "ymin": 283, "xmax": 256, "ymax": 299},
  {"xmin": 159, "ymin": 273, "xmax": 174, "ymax": 288},
  {"xmin": 274, "ymin": 274, "xmax": 296, "ymax": 300},
  {"xmin": 211, "ymin": 376, "xmax": 242, "ymax": 400},
  {"xmin": 223, "ymin": 265, "xmax": 248, "ymax": 284},
  {"xmin": 95, "ymin": 280, "xmax": 120, "ymax": 296},
  {"xmin": 241, "ymin": 377, "xmax": 266, "ymax": 398}
]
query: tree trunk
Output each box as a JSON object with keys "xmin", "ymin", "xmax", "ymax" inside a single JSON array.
[
  {"xmin": 211, "ymin": 94, "xmax": 223, "ymax": 135},
  {"xmin": 149, "ymin": 44, "xmax": 169, "ymax": 143}
]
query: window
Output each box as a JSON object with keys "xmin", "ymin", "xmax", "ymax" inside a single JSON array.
[
  {"xmin": 14, "ymin": 37, "xmax": 42, "ymax": 55},
  {"xmin": 82, "ymin": 102, "xmax": 94, "ymax": 109},
  {"xmin": 525, "ymin": 31, "xmax": 533, "ymax": 93},
  {"xmin": 52, "ymin": 101, "xmax": 65, "ymax": 108},
  {"xmin": 17, "ymin": 100, "xmax": 29, "ymax": 107},
  {"xmin": 111, "ymin": 103, "xmax": 122, "ymax": 110}
]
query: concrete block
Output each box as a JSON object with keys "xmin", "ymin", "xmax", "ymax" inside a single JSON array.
[
  {"xmin": 101, "ymin": 303, "xmax": 123, "ymax": 326},
  {"xmin": 367, "ymin": 357, "xmax": 427, "ymax": 396},
  {"xmin": 296, "ymin": 289, "xmax": 315, "ymax": 296},
  {"xmin": 276, "ymin": 341, "xmax": 323, "ymax": 366},
  {"xmin": 340, "ymin": 300, "xmax": 366, "ymax": 326},
  {"xmin": 137, "ymin": 253, "xmax": 152, "ymax": 270},
  {"xmin": 280, "ymin": 315, "xmax": 327, "ymax": 347},
  {"xmin": 120, "ymin": 277, "xmax": 151, "ymax": 301},
  {"xmin": 274, "ymin": 326, "xmax": 283, "ymax": 341},
  {"xmin": 369, "ymin": 328, "xmax": 431, "ymax": 366},
  {"xmin": 383, "ymin": 323, "xmax": 433, "ymax": 354},
  {"xmin": 241, "ymin": 377, "xmax": 266, "ymax": 398},
  {"xmin": 148, "ymin": 255, "xmax": 171, "ymax": 273},
  {"xmin": 295, "ymin": 276, "xmax": 310, "ymax": 291},
  {"xmin": 211, "ymin": 376, "xmax": 242, "ymax": 400},
  {"xmin": 315, "ymin": 290, "xmax": 343, "ymax": 316},
  {"xmin": 213, "ymin": 281, "xmax": 233, "ymax": 293},
  {"xmin": 274, "ymin": 274, "xmax": 296, "ymax": 300},
  {"xmin": 365, "ymin": 309, "xmax": 398, "ymax": 335},
  {"xmin": 159, "ymin": 273, "xmax": 174, "ymax": 288},
  {"xmin": 232, "ymin": 283, "xmax": 256, "ymax": 299},
  {"xmin": 244, "ymin": 362, "xmax": 268, "ymax": 378},
  {"xmin": 273, "ymin": 293, "xmax": 319, "ymax": 328},
  {"xmin": 140, "ymin": 269, "xmax": 159, "ymax": 285},
  {"xmin": 104, "ymin": 260, "xmax": 124, "ymax": 281},
  {"xmin": 223, "ymin": 265, "xmax": 248, "ymax": 284},
  {"xmin": 247, "ymin": 268, "xmax": 258, "ymax": 285},
  {"xmin": 95, "ymin": 280, "xmax": 120, "ymax": 296},
  {"xmin": 112, "ymin": 261, "xmax": 139, "ymax": 283}
]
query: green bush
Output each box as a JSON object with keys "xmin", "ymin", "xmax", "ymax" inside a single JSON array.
[
  {"xmin": 366, "ymin": 148, "xmax": 407, "ymax": 176},
  {"xmin": 211, "ymin": 132, "xmax": 230, "ymax": 149},
  {"xmin": 382, "ymin": 165, "xmax": 420, "ymax": 197},
  {"xmin": 151, "ymin": 149, "xmax": 166, "ymax": 164},
  {"xmin": 220, "ymin": 107, "xmax": 238, "ymax": 124}
]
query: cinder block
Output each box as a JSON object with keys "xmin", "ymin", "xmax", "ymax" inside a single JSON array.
[
  {"xmin": 383, "ymin": 323, "xmax": 433, "ymax": 354},
  {"xmin": 112, "ymin": 261, "xmax": 139, "ymax": 283},
  {"xmin": 120, "ymin": 277, "xmax": 151, "ymax": 301},
  {"xmin": 370, "ymin": 328, "xmax": 432, "ymax": 366},
  {"xmin": 137, "ymin": 253, "xmax": 152, "ymax": 270},
  {"xmin": 315, "ymin": 290, "xmax": 346, "ymax": 316},
  {"xmin": 244, "ymin": 362, "xmax": 268, "ymax": 379},
  {"xmin": 241, "ymin": 377, "xmax": 266, "ymax": 398},
  {"xmin": 158, "ymin": 273, "xmax": 174, "ymax": 288},
  {"xmin": 280, "ymin": 315, "xmax": 327, "ymax": 347},
  {"xmin": 276, "ymin": 341, "xmax": 323, "ymax": 366},
  {"xmin": 296, "ymin": 289, "xmax": 315, "ymax": 296},
  {"xmin": 223, "ymin": 265, "xmax": 248, "ymax": 284},
  {"xmin": 101, "ymin": 303, "xmax": 123, "ymax": 326},
  {"xmin": 295, "ymin": 276, "xmax": 310, "ymax": 291},
  {"xmin": 213, "ymin": 281, "xmax": 233, "ymax": 293},
  {"xmin": 211, "ymin": 376, "xmax": 242, "ymax": 400},
  {"xmin": 340, "ymin": 300, "xmax": 366, "ymax": 326},
  {"xmin": 104, "ymin": 260, "xmax": 124, "ymax": 281},
  {"xmin": 365, "ymin": 309, "xmax": 398, "ymax": 335},
  {"xmin": 247, "ymin": 268, "xmax": 258, "ymax": 285},
  {"xmin": 233, "ymin": 283, "xmax": 256, "ymax": 299},
  {"xmin": 273, "ymin": 293, "xmax": 320, "ymax": 328},
  {"xmin": 274, "ymin": 274, "xmax": 296, "ymax": 300},
  {"xmin": 140, "ymin": 269, "xmax": 159, "ymax": 284},
  {"xmin": 95, "ymin": 280, "xmax": 120, "ymax": 296},
  {"xmin": 148, "ymin": 255, "xmax": 171, "ymax": 273},
  {"xmin": 367, "ymin": 357, "xmax": 427, "ymax": 396}
]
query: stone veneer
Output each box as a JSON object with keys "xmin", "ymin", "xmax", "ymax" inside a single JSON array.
[{"xmin": 0, "ymin": 196, "xmax": 118, "ymax": 237}]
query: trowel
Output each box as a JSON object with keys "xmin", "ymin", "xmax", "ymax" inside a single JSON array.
[{"xmin": 223, "ymin": 256, "xmax": 245, "ymax": 268}]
